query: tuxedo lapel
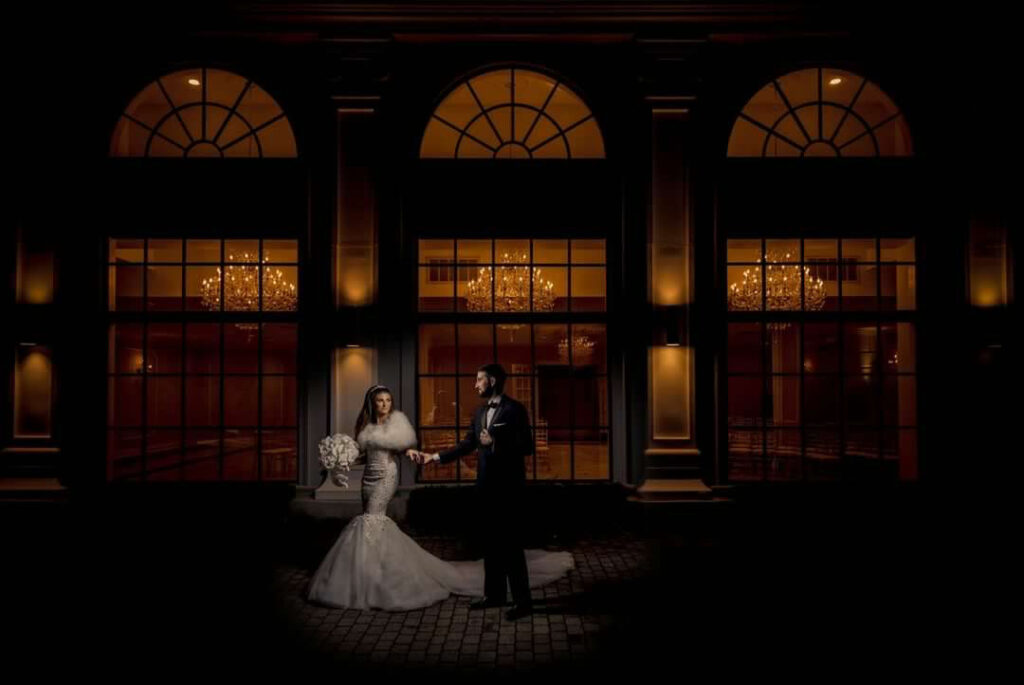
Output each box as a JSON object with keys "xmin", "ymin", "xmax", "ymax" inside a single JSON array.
[{"xmin": 488, "ymin": 396, "xmax": 510, "ymax": 428}]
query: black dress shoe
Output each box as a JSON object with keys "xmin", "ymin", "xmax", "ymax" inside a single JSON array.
[
  {"xmin": 505, "ymin": 604, "xmax": 533, "ymax": 621},
  {"xmin": 469, "ymin": 597, "xmax": 505, "ymax": 610}
]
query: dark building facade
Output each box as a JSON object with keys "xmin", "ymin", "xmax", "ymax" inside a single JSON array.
[{"xmin": 5, "ymin": 2, "xmax": 1015, "ymax": 501}]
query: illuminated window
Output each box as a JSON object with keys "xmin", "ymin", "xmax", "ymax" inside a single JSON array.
[
  {"xmin": 420, "ymin": 68, "xmax": 605, "ymax": 159},
  {"xmin": 110, "ymin": 68, "xmax": 297, "ymax": 158},
  {"xmin": 417, "ymin": 238, "xmax": 608, "ymax": 482},
  {"xmin": 106, "ymin": 238, "xmax": 299, "ymax": 482},
  {"xmin": 728, "ymin": 68, "xmax": 912, "ymax": 157},
  {"xmin": 726, "ymin": 237, "xmax": 918, "ymax": 482}
]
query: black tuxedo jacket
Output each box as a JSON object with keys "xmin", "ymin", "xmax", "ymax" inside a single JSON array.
[{"xmin": 437, "ymin": 394, "xmax": 533, "ymax": 489}]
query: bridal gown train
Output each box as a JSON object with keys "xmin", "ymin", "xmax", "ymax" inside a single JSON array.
[{"xmin": 306, "ymin": 411, "xmax": 574, "ymax": 611}]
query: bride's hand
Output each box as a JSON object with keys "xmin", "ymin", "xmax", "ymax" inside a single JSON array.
[{"xmin": 405, "ymin": 448, "xmax": 419, "ymax": 461}]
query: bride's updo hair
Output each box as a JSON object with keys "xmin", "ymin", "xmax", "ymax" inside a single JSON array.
[{"xmin": 355, "ymin": 384, "xmax": 392, "ymax": 438}]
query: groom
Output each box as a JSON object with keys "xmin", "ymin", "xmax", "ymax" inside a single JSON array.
[{"xmin": 414, "ymin": 363, "xmax": 534, "ymax": 621}]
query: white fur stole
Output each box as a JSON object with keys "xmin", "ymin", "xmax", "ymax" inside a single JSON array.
[{"xmin": 356, "ymin": 410, "xmax": 417, "ymax": 452}]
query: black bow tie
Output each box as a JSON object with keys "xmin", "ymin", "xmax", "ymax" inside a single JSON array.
[{"xmin": 487, "ymin": 401, "xmax": 500, "ymax": 408}]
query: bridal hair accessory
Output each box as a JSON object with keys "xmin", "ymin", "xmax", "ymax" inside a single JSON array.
[{"xmin": 318, "ymin": 433, "xmax": 360, "ymax": 487}]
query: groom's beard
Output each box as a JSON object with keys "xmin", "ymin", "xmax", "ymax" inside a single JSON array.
[{"xmin": 479, "ymin": 385, "xmax": 495, "ymax": 399}]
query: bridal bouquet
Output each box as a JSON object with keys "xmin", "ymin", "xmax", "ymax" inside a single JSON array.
[{"xmin": 318, "ymin": 433, "xmax": 360, "ymax": 488}]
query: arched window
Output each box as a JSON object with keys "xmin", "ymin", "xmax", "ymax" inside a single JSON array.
[
  {"xmin": 420, "ymin": 68, "xmax": 605, "ymax": 159},
  {"xmin": 728, "ymin": 68, "xmax": 912, "ymax": 157},
  {"xmin": 110, "ymin": 68, "xmax": 297, "ymax": 158}
]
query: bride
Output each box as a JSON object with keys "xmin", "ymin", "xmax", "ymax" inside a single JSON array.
[{"xmin": 306, "ymin": 384, "xmax": 574, "ymax": 611}]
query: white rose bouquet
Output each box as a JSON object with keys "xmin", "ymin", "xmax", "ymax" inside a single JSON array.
[{"xmin": 318, "ymin": 433, "xmax": 360, "ymax": 487}]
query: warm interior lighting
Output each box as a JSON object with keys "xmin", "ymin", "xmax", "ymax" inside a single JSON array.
[
  {"xmin": 557, "ymin": 335, "xmax": 596, "ymax": 363},
  {"xmin": 200, "ymin": 252, "xmax": 297, "ymax": 316},
  {"xmin": 345, "ymin": 344, "xmax": 360, "ymax": 349},
  {"xmin": 728, "ymin": 251, "xmax": 826, "ymax": 325},
  {"xmin": 187, "ymin": 78, "xmax": 201, "ymax": 86},
  {"xmin": 465, "ymin": 251, "xmax": 555, "ymax": 312},
  {"xmin": 829, "ymin": 77, "xmax": 843, "ymax": 85}
]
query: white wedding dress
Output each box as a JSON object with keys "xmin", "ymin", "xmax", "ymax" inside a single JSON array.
[{"xmin": 306, "ymin": 410, "xmax": 575, "ymax": 611}]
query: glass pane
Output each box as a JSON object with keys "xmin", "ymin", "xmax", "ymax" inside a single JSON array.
[
  {"xmin": 146, "ymin": 323, "xmax": 182, "ymax": 374},
  {"xmin": 186, "ymin": 239, "xmax": 220, "ymax": 263},
  {"xmin": 456, "ymin": 324, "xmax": 493, "ymax": 375},
  {"xmin": 262, "ymin": 239, "xmax": 298, "ymax": 263},
  {"xmin": 109, "ymin": 377, "xmax": 142, "ymax": 426},
  {"xmin": 571, "ymin": 239, "xmax": 606, "ymax": 264},
  {"xmin": 844, "ymin": 324, "xmax": 879, "ymax": 375},
  {"xmin": 880, "ymin": 237, "xmax": 915, "ymax": 261},
  {"xmin": 221, "ymin": 265, "xmax": 259, "ymax": 311},
  {"xmin": 186, "ymin": 266, "xmax": 221, "ymax": 312},
  {"xmin": 110, "ymin": 238, "xmax": 145, "ymax": 263},
  {"xmin": 728, "ymin": 430, "xmax": 762, "ymax": 481},
  {"xmin": 458, "ymin": 265, "xmax": 492, "ymax": 312},
  {"xmin": 845, "ymin": 375, "xmax": 881, "ymax": 427},
  {"xmin": 766, "ymin": 377, "xmax": 800, "ymax": 427},
  {"xmin": 419, "ymin": 324, "xmax": 456, "ymax": 374},
  {"xmin": 573, "ymin": 429, "xmax": 609, "ymax": 479},
  {"xmin": 186, "ymin": 324, "xmax": 220, "ymax": 374},
  {"xmin": 842, "ymin": 238, "xmax": 876, "ymax": 263},
  {"xmin": 883, "ymin": 376, "xmax": 917, "ymax": 427},
  {"xmin": 458, "ymin": 376, "xmax": 481, "ymax": 428},
  {"xmin": 184, "ymin": 429, "xmax": 220, "ymax": 481},
  {"xmin": 536, "ymin": 369, "xmax": 572, "ymax": 428},
  {"xmin": 147, "ymin": 239, "xmax": 182, "ymax": 263},
  {"xmin": 536, "ymin": 428, "xmax": 571, "ymax": 479},
  {"xmin": 766, "ymin": 324, "xmax": 800, "ymax": 373},
  {"xmin": 571, "ymin": 324, "xmax": 606, "ymax": 373},
  {"xmin": 570, "ymin": 267, "xmax": 606, "ymax": 312},
  {"xmin": 804, "ymin": 238, "xmax": 837, "ymax": 259},
  {"xmin": 881, "ymin": 323, "xmax": 916, "ymax": 374},
  {"xmin": 495, "ymin": 240, "xmax": 530, "ymax": 264},
  {"xmin": 846, "ymin": 430, "xmax": 880, "ymax": 461},
  {"xmin": 765, "ymin": 429, "xmax": 802, "ymax": 481},
  {"xmin": 225, "ymin": 240, "xmax": 260, "ymax": 263},
  {"xmin": 419, "ymin": 239, "xmax": 454, "ymax": 263},
  {"xmin": 185, "ymin": 377, "xmax": 219, "ymax": 426},
  {"xmin": 496, "ymin": 324, "xmax": 532, "ymax": 373},
  {"xmin": 728, "ymin": 377, "xmax": 763, "ymax": 427},
  {"xmin": 803, "ymin": 323, "xmax": 839, "ymax": 373},
  {"xmin": 505, "ymin": 376, "xmax": 533, "ymax": 418},
  {"xmin": 146, "ymin": 429, "xmax": 183, "ymax": 481},
  {"xmin": 880, "ymin": 265, "xmax": 916, "ymax": 311},
  {"xmin": 420, "ymin": 377, "xmax": 457, "ymax": 427},
  {"xmin": 262, "ymin": 376, "xmax": 297, "ymax": 427},
  {"xmin": 222, "ymin": 429, "xmax": 257, "ymax": 480},
  {"xmin": 419, "ymin": 265, "xmax": 455, "ymax": 312},
  {"xmin": 262, "ymin": 323, "xmax": 297, "ymax": 374},
  {"xmin": 727, "ymin": 265, "xmax": 762, "ymax": 311},
  {"xmin": 108, "ymin": 430, "xmax": 143, "ymax": 479},
  {"xmin": 418, "ymin": 430, "xmax": 458, "ymax": 481},
  {"xmin": 110, "ymin": 265, "xmax": 144, "ymax": 311},
  {"xmin": 262, "ymin": 429, "xmax": 297, "ymax": 480},
  {"xmin": 494, "ymin": 264, "xmax": 532, "ymax": 312},
  {"xmin": 533, "ymin": 239, "xmax": 567, "ymax": 264},
  {"xmin": 841, "ymin": 263, "xmax": 878, "ymax": 310},
  {"xmin": 147, "ymin": 377, "xmax": 182, "ymax": 426},
  {"xmin": 112, "ymin": 323, "xmax": 144, "ymax": 374},
  {"xmin": 224, "ymin": 377, "xmax": 258, "ymax": 425},
  {"xmin": 727, "ymin": 239, "xmax": 761, "ymax": 263},
  {"xmin": 533, "ymin": 266, "xmax": 567, "ymax": 312},
  {"xmin": 765, "ymin": 261, "xmax": 803, "ymax": 311},
  {"xmin": 571, "ymin": 376, "xmax": 607, "ymax": 427},
  {"xmin": 535, "ymin": 324, "xmax": 568, "ymax": 367},
  {"xmin": 804, "ymin": 376, "xmax": 839, "ymax": 426},
  {"xmin": 146, "ymin": 266, "xmax": 182, "ymax": 311},
  {"xmin": 224, "ymin": 325, "xmax": 259, "ymax": 373},
  {"xmin": 457, "ymin": 239, "xmax": 491, "ymax": 264},
  {"xmin": 765, "ymin": 239, "xmax": 799, "ymax": 262},
  {"xmin": 261, "ymin": 265, "xmax": 298, "ymax": 312},
  {"xmin": 728, "ymin": 323, "xmax": 762, "ymax": 374},
  {"xmin": 805, "ymin": 430, "xmax": 841, "ymax": 478}
]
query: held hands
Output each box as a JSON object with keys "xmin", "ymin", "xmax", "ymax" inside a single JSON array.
[
  {"xmin": 406, "ymin": 449, "xmax": 439, "ymax": 465},
  {"xmin": 479, "ymin": 428, "xmax": 493, "ymax": 446}
]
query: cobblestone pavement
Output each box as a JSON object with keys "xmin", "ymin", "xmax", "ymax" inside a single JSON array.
[{"xmin": 272, "ymin": 531, "xmax": 654, "ymax": 676}]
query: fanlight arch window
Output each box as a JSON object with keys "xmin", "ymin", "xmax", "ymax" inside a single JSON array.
[
  {"xmin": 420, "ymin": 68, "xmax": 605, "ymax": 159},
  {"xmin": 110, "ymin": 68, "xmax": 297, "ymax": 158},
  {"xmin": 728, "ymin": 68, "xmax": 912, "ymax": 158}
]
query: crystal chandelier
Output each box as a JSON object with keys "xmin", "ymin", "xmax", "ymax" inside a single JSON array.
[
  {"xmin": 728, "ymin": 250, "xmax": 826, "ymax": 327},
  {"xmin": 558, "ymin": 334, "xmax": 596, "ymax": 363},
  {"xmin": 200, "ymin": 252, "xmax": 297, "ymax": 324},
  {"xmin": 465, "ymin": 251, "xmax": 555, "ymax": 312}
]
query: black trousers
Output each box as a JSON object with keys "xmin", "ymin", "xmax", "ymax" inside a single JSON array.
[{"xmin": 477, "ymin": 485, "xmax": 530, "ymax": 606}]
